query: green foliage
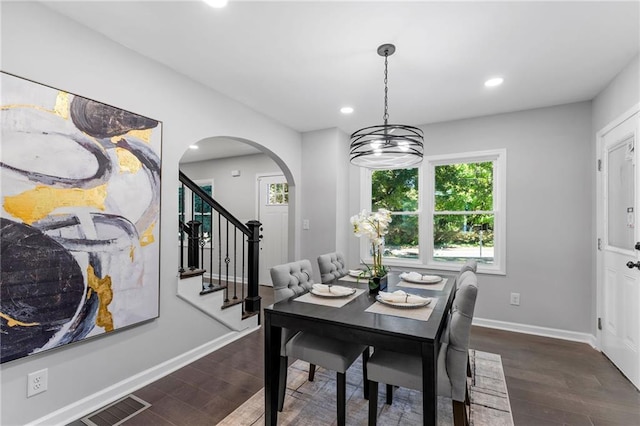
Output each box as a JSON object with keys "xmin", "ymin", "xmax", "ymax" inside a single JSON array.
[
  {"xmin": 435, "ymin": 162, "xmax": 493, "ymax": 212},
  {"xmin": 433, "ymin": 162, "xmax": 493, "ymax": 246},
  {"xmin": 372, "ymin": 169, "xmax": 418, "ymax": 212},
  {"xmin": 372, "ymin": 169, "xmax": 419, "ymax": 249},
  {"xmin": 371, "ymin": 162, "xmax": 496, "ymax": 252}
]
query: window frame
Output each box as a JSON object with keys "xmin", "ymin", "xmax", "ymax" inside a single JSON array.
[
  {"xmin": 179, "ymin": 178, "xmax": 214, "ymax": 249},
  {"xmin": 359, "ymin": 149, "xmax": 506, "ymax": 275}
]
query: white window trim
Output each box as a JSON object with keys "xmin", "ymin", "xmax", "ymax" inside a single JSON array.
[
  {"xmin": 358, "ymin": 149, "xmax": 506, "ymax": 275},
  {"xmin": 425, "ymin": 149, "xmax": 506, "ymax": 275}
]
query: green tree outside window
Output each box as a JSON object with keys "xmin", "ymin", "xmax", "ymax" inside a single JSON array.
[{"xmin": 372, "ymin": 168, "xmax": 419, "ymax": 259}]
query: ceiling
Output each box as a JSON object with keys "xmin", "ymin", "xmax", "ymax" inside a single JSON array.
[{"xmin": 41, "ymin": 1, "xmax": 639, "ymax": 161}]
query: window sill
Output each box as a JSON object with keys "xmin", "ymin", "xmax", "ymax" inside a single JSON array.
[{"xmin": 365, "ymin": 257, "xmax": 506, "ymax": 276}]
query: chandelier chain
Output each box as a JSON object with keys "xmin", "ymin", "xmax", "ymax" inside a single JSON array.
[{"xmin": 383, "ymin": 52, "xmax": 389, "ymax": 123}]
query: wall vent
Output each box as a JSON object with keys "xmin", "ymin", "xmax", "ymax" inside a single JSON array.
[{"xmin": 81, "ymin": 395, "xmax": 150, "ymax": 426}]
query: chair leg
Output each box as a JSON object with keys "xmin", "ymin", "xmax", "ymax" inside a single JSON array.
[
  {"xmin": 337, "ymin": 372, "xmax": 346, "ymax": 426},
  {"xmin": 453, "ymin": 400, "xmax": 469, "ymax": 426},
  {"xmin": 386, "ymin": 384, "xmax": 393, "ymax": 405},
  {"xmin": 308, "ymin": 363, "xmax": 316, "ymax": 381},
  {"xmin": 368, "ymin": 380, "xmax": 378, "ymax": 426},
  {"xmin": 465, "ymin": 384, "xmax": 470, "ymax": 407},
  {"xmin": 278, "ymin": 356, "xmax": 288, "ymax": 412},
  {"xmin": 362, "ymin": 348, "xmax": 370, "ymax": 400}
]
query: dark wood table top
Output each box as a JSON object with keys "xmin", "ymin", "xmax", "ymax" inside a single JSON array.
[{"xmin": 264, "ymin": 271, "xmax": 456, "ymax": 352}]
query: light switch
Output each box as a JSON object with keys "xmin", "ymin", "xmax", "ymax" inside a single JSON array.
[{"xmin": 303, "ymin": 219, "xmax": 310, "ymax": 230}]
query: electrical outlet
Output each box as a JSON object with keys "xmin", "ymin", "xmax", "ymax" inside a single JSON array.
[
  {"xmin": 510, "ymin": 292, "xmax": 520, "ymax": 306},
  {"xmin": 27, "ymin": 368, "xmax": 48, "ymax": 397}
]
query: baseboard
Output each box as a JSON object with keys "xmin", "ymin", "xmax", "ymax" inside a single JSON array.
[
  {"xmin": 473, "ymin": 317, "xmax": 598, "ymax": 349},
  {"xmin": 26, "ymin": 326, "xmax": 261, "ymax": 426}
]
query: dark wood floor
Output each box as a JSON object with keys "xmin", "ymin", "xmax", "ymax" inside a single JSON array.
[{"xmin": 78, "ymin": 286, "xmax": 639, "ymax": 425}]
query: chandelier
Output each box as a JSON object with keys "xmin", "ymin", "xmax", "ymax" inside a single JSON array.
[{"xmin": 349, "ymin": 44, "xmax": 424, "ymax": 169}]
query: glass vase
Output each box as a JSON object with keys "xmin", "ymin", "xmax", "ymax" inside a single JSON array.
[{"xmin": 368, "ymin": 275, "xmax": 388, "ymax": 294}]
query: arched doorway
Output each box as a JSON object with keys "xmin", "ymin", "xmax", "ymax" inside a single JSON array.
[{"xmin": 178, "ymin": 136, "xmax": 295, "ymax": 286}]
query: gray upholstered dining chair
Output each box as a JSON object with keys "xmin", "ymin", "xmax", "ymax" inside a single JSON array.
[
  {"xmin": 457, "ymin": 259, "xmax": 478, "ymax": 277},
  {"xmin": 366, "ymin": 271, "xmax": 479, "ymax": 426},
  {"xmin": 456, "ymin": 259, "xmax": 477, "ymax": 378},
  {"xmin": 317, "ymin": 252, "xmax": 348, "ymax": 283},
  {"xmin": 270, "ymin": 259, "xmax": 369, "ymax": 425}
]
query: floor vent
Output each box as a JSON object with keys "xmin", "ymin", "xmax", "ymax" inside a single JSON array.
[{"xmin": 81, "ymin": 395, "xmax": 150, "ymax": 426}]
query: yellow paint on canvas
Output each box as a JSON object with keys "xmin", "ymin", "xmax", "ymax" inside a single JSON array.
[
  {"xmin": 115, "ymin": 147, "xmax": 142, "ymax": 173},
  {"xmin": 140, "ymin": 222, "xmax": 156, "ymax": 246},
  {"xmin": 130, "ymin": 245, "xmax": 135, "ymax": 261},
  {"xmin": 87, "ymin": 265, "xmax": 114, "ymax": 332},
  {"xmin": 53, "ymin": 92, "xmax": 70, "ymax": 119},
  {"xmin": 3, "ymin": 184, "xmax": 108, "ymax": 225},
  {"xmin": 1, "ymin": 104, "xmax": 54, "ymax": 113},
  {"xmin": 127, "ymin": 128, "xmax": 153, "ymax": 143},
  {"xmin": 0, "ymin": 312, "xmax": 40, "ymax": 328}
]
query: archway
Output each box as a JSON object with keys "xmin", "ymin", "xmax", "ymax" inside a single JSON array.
[{"xmin": 178, "ymin": 136, "xmax": 296, "ymax": 285}]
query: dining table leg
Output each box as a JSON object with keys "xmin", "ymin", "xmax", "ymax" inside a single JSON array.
[
  {"xmin": 264, "ymin": 312, "xmax": 281, "ymax": 426},
  {"xmin": 422, "ymin": 341, "xmax": 438, "ymax": 426}
]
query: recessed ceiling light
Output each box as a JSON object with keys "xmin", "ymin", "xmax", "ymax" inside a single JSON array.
[
  {"xmin": 484, "ymin": 77, "xmax": 504, "ymax": 87},
  {"xmin": 189, "ymin": 145, "xmax": 199, "ymax": 150},
  {"xmin": 340, "ymin": 106, "xmax": 354, "ymax": 114},
  {"xmin": 203, "ymin": 0, "xmax": 228, "ymax": 8}
]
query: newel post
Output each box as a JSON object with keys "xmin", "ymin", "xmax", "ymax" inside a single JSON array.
[
  {"xmin": 187, "ymin": 220, "xmax": 201, "ymax": 270},
  {"xmin": 245, "ymin": 220, "xmax": 262, "ymax": 314}
]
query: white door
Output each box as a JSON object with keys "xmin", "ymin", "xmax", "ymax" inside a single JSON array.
[
  {"xmin": 600, "ymin": 109, "xmax": 640, "ymax": 390},
  {"xmin": 258, "ymin": 175, "xmax": 288, "ymax": 286}
]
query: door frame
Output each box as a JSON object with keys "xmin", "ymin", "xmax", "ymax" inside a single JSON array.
[
  {"xmin": 596, "ymin": 102, "xmax": 640, "ymax": 352},
  {"xmin": 255, "ymin": 173, "xmax": 289, "ymax": 286}
]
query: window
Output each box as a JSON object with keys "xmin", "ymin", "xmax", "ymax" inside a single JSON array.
[
  {"xmin": 371, "ymin": 168, "xmax": 420, "ymax": 259},
  {"xmin": 179, "ymin": 179, "xmax": 214, "ymax": 243},
  {"xmin": 362, "ymin": 149, "xmax": 506, "ymax": 274},
  {"xmin": 267, "ymin": 182, "xmax": 289, "ymax": 205}
]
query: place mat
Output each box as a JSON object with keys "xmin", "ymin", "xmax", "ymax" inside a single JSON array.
[
  {"xmin": 338, "ymin": 274, "xmax": 366, "ymax": 283},
  {"xmin": 364, "ymin": 299, "xmax": 436, "ymax": 321},
  {"xmin": 397, "ymin": 277, "xmax": 448, "ymax": 291},
  {"xmin": 294, "ymin": 288, "xmax": 366, "ymax": 308}
]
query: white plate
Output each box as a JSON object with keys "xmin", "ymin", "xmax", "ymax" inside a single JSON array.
[
  {"xmin": 375, "ymin": 295, "xmax": 432, "ymax": 309},
  {"xmin": 399, "ymin": 272, "xmax": 442, "ymax": 284},
  {"xmin": 310, "ymin": 287, "xmax": 357, "ymax": 298},
  {"xmin": 348, "ymin": 270, "xmax": 371, "ymax": 278}
]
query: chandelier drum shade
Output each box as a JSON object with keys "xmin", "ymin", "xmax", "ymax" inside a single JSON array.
[{"xmin": 349, "ymin": 44, "xmax": 424, "ymax": 169}]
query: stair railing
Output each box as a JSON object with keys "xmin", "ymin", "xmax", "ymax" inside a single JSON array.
[{"xmin": 178, "ymin": 171, "xmax": 262, "ymax": 317}]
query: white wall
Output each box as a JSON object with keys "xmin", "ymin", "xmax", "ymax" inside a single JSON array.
[
  {"xmin": 345, "ymin": 102, "xmax": 594, "ymax": 334},
  {"xmin": 300, "ymin": 128, "xmax": 352, "ymax": 281},
  {"xmin": 180, "ymin": 153, "xmax": 282, "ymax": 224},
  {"xmin": 591, "ymin": 55, "xmax": 640, "ymax": 335},
  {"xmin": 0, "ymin": 3, "xmax": 302, "ymax": 425}
]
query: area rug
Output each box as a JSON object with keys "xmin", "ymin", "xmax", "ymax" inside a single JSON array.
[{"xmin": 217, "ymin": 349, "xmax": 513, "ymax": 425}]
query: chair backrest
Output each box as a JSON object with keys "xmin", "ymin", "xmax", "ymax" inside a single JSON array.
[
  {"xmin": 270, "ymin": 259, "xmax": 315, "ymax": 303},
  {"xmin": 455, "ymin": 259, "xmax": 477, "ymax": 285},
  {"xmin": 443, "ymin": 270, "xmax": 478, "ymax": 402},
  {"xmin": 317, "ymin": 252, "xmax": 348, "ymax": 283}
]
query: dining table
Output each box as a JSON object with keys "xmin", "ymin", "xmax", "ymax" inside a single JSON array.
[{"xmin": 263, "ymin": 270, "xmax": 456, "ymax": 426}]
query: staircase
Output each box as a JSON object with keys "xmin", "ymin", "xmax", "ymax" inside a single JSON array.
[
  {"xmin": 177, "ymin": 271, "xmax": 258, "ymax": 330},
  {"xmin": 177, "ymin": 171, "xmax": 261, "ymax": 329}
]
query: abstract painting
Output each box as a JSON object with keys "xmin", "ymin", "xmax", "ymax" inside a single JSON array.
[{"xmin": 0, "ymin": 72, "xmax": 161, "ymax": 363}]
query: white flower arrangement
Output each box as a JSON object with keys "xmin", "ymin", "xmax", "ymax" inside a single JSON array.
[{"xmin": 350, "ymin": 209, "xmax": 392, "ymax": 278}]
